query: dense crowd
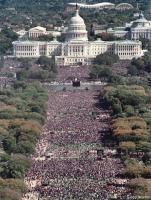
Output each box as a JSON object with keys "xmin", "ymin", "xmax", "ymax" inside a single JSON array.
[
  {"xmin": 56, "ymin": 65, "xmax": 90, "ymax": 83},
  {"xmin": 112, "ymin": 60, "xmax": 131, "ymax": 76},
  {"xmin": 22, "ymin": 89, "xmax": 131, "ymax": 200},
  {"xmin": 0, "ymin": 77, "xmax": 15, "ymax": 88}
]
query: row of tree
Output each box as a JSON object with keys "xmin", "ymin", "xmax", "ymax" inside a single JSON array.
[
  {"xmin": 102, "ymin": 82, "xmax": 151, "ymax": 197},
  {"xmin": 0, "ymin": 28, "xmax": 18, "ymax": 55},
  {"xmin": 89, "ymin": 52, "xmax": 119, "ymax": 80},
  {"xmin": 95, "ymin": 46, "xmax": 151, "ymax": 197},
  {"xmin": 0, "ymin": 81, "xmax": 48, "ymax": 199},
  {"xmin": 16, "ymin": 56, "xmax": 57, "ymax": 82}
]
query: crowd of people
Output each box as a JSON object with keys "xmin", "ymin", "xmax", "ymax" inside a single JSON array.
[
  {"xmin": 22, "ymin": 86, "xmax": 132, "ymax": 199},
  {"xmin": 56, "ymin": 65, "xmax": 90, "ymax": 83},
  {"xmin": 112, "ymin": 60, "xmax": 131, "ymax": 76},
  {"xmin": 0, "ymin": 77, "xmax": 15, "ymax": 88}
]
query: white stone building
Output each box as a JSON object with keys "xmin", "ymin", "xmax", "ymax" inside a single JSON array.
[
  {"xmin": 28, "ymin": 26, "xmax": 48, "ymax": 38},
  {"xmin": 13, "ymin": 8, "xmax": 144, "ymax": 66},
  {"xmin": 106, "ymin": 13, "xmax": 151, "ymax": 40},
  {"xmin": 130, "ymin": 13, "xmax": 151, "ymax": 40}
]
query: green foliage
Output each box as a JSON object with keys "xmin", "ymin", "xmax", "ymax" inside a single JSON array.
[
  {"xmin": 143, "ymin": 153, "xmax": 151, "ymax": 165},
  {"xmin": 1, "ymin": 154, "xmax": 31, "ymax": 179},
  {"xmin": 130, "ymin": 52, "xmax": 151, "ymax": 73},
  {"xmin": 0, "ymin": 178, "xmax": 27, "ymax": 193},
  {"xmin": 124, "ymin": 105, "xmax": 135, "ymax": 117},
  {"xmin": 124, "ymin": 164, "xmax": 143, "ymax": 178},
  {"xmin": 94, "ymin": 52, "xmax": 119, "ymax": 66},
  {"xmin": 0, "ymin": 56, "xmax": 4, "ymax": 68},
  {"xmin": 112, "ymin": 117, "xmax": 148, "ymax": 142},
  {"xmin": 128, "ymin": 178, "xmax": 150, "ymax": 197},
  {"xmin": 90, "ymin": 65, "xmax": 112, "ymax": 79},
  {"xmin": 128, "ymin": 65, "xmax": 139, "ymax": 76},
  {"xmin": 119, "ymin": 141, "xmax": 136, "ymax": 153},
  {"xmin": 0, "ymin": 187, "xmax": 22, "ymax": 200},
  {"xmin": 1, "ymin": 28, "xmax": 18, "ymax": 41},
  {"xmin": 137, "ymin": 142, "xmax": 151, "ymax": 153},
  {"xmin": 104, "ymin": 85, "xmax": 148, "ymax": 115},
  {"xmin": 16, "ymin": 69, "xmax": 28, "ymax": 81},
  {"xmin": 37, "ymin": 56, "xmax": 57, "ymax": 73},
  {"xmin": 0, "ymin": 82, "xmax": 47, "ymax": 159},
  {"xmin": 112, "ymin": 101, "xmax": 122, "ymax": 115},
  {"xmin": 16, "ymin": 56, "xmax": 57, "ymax": 81},
  {"xmin": 103, "ymin": 78, "xmax": 151, "ymax": 194},
  {"xmin": 140, "ymin": 38, "xmax": 151, "ymax": 52},
  {"xmin": 0, "ymin": 81, "xmax": 47, "ymax": 199},
  {"xmin": 16, "ymin": 141, "xmax": 35, "ymax": 155},
  {"xmin": 3, "ymin": 136, "xmax": 16, "ymax": 154},
  {"xmin": 109, "ymin": 75, "xmax": 124, "ymax": 85},
  {"xmin": 90, "ymin": 52, "xmax": 119, "ymax": 80},
  {"xmin": 0, "ymin": 28, "xmax": 18, "ymax": 55},
  {"xmin": 20, "ymin": 58, "xmax": 32, "ymax": 69}
]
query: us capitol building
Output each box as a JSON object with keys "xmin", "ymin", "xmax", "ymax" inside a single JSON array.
[{"xmin": 13, "ymin": 7, "xmax": 144, "ymax": 66}]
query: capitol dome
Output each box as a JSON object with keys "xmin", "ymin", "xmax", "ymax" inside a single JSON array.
[
  {"xmin": 66, "ymin": 7, "xmax": 88, "ymax": 42},
  {"xmin": 70, "ymin": 9, "xmax": 85, "ymax": 25},
  {"xmin": 132, "ymin": 13, "xmax": 150, "ymax": 28}
]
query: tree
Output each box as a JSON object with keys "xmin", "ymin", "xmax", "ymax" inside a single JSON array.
[
  {"xmin": 0, "ymin": 188, "xmax": 22, "ymax": 200},
  {"xmin": 112, "ymin": 102, "xmax": 122, "ymax": 114},
  {"xmin": 94, "ymin": 52, "xmax": 119, "ymax": 66},
  {"xmin": 137, "ymin": 142, "xmax": 151, "ymax": 153},
  {"xmin": 20, "ymin": 58, "xmax": 32, "ymax": 69},
  {"xmin": 2, "ymin": 155, "xmax": 31, "ymax": 179},
  {"xmin": 90, "ymin": 65, "xmax": 112, "ymax": 80},
  {"xmin": 37, "ymin": 56, "xmax": 52, "ymax": 66},
  {"xmin": 16, "ymin": 70, "xmax": 28, "ymax": 81},
  {"xmin": 0, "ymin": 28, "xmax": 18, "ymax": 55},
  {"xmin": 112, "ymin": 117, "xmax": 148, "ymax": 142},
  {"xmin": 37, "ymin": 56, "xmax": 57, "ymax": 73},
  {"xmin": 131, "ymin": 58, "xmax": 145, "ymax": 71},
  {"xmin": 128, "ymin": 65, "xmax": 138, "ymax": 76},
  {"xmin": 28, "ymin": 69, "xmax": 50, "ymax": 80},
  {"xmin": 140, "ymin": 37, "xmax": 151, "ymax": 52},
  {"xmin": 124, "ymin": 164, "xmax": 143, "ymax": 178},
  {"xmin": 109, "ymin": 75, "xmax": 123, "ymax": 85},
  {"xmin": 128, "ymin": 178, "xmax": 149, "ymax": 196},
  {"xmin": 0, "ymin": 178, "xmax": 27, "ymax": 193},
  {"xmin": 3, "ymin": 136, "xmax": 16, "ymax": 154},
  {"xmin": 1, "ymin": 28, "xmax": 18, "ymax": 41},
  {"xmin": 16, "ymin": 141, "xmax": 35, "ymax": 155},
  {"xmin": 124, "ymin": 105, "xmax": 135, "ymax": 117},
  {"xmin": 0, "ymin": 56, "xmax": 4, "ymax": 68},
  {"xmin": 143, "ymin": 152, "xmax": 151, "ymax": 165},
  {"xmin": 89, "ymin": 65, "xmax": 101, "ymax": 79},
  {"xmin": 119, "ymin": 141, "xmax": 136, "ymax": 155},
  {"xmin": 100, "ymin": 67, "xmax": 112, "ymax": 78}
]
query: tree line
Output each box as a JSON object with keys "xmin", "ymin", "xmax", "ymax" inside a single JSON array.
[{"xmin": 0, "ymin": 81, "xmax": 48, "ymax": 200}]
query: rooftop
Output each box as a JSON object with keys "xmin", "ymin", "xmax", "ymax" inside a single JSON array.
[
  {"xmin": 29, "ymin": 26, "xmax": 46, "ymax": 32},
  {"xmin": 68, "ymin": 2, "xmax": 115, "ymax": 8}
]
